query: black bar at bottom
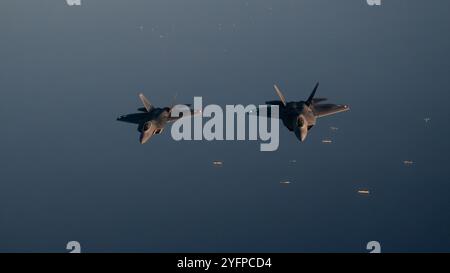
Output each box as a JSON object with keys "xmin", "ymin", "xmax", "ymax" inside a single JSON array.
[{"xmin": 0, "ymin": 253, "xmax": 448, "ymax": 272}]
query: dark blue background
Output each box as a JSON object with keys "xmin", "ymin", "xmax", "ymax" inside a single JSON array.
[{"xmin": 0, "ymin": 0, "xmax": 449, "ymax": 252}]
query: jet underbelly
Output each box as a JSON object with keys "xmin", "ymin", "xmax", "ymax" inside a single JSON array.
[{"xmin": 302, "ymin": 107, "xmax": 316, "ymax": 126}]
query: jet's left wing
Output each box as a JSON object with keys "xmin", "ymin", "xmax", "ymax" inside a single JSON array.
[
  {"xmin": 265, "ymin": 100, "xmax": 285, "ymax": 107},
  {"xmin": 117, "ymin": 113, "xmax": 147, "ymax": 124},
  {"xmin": 247, "ymin": 105, "xmax": 279, "ymax": 119},
  {"xmin": 313, "ymin": 104, "xmax": 349, "ymax": 118}
]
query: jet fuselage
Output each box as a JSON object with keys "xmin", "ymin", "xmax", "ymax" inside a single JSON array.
[
  {"xmin": 280, "ymin": 101, "xmax": 316, "ymax": 141},
  {"xmin": 266, "ymin": 83, "xmax": 349, "ymax": 142},
  {"xmin": 137, "ymin": 107, "xmax": 171, "ymax": 143}
]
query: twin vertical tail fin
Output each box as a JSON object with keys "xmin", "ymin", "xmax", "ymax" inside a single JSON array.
[
  {"xmin": 274, "ymin": 82, "xmax": 320, "ymax": 107},
  {"xmin": 273, "ymin": 84, "xmax": 287, "ymax": 107},
  {"xmin": 139, "ymin": 93, "xmax": 153, "ymax": 112},
  {"xmin": 306, "ymin": 82, "xmax": 319, "ymax": 106}
]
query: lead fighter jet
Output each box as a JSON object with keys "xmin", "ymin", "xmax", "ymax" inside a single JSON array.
[
  {"xmin": 265, "ymin": 82, "xmax": 349, "ymax": 142},
  {"xmin": 117, "ymin": 93, "xmax": 195, "ymax": 144}
]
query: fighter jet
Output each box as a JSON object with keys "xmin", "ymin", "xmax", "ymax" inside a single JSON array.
[
  {"xmin": 265, "ymin": 82, "xmax": 349, "ymax": 142},
  {"xmin": 117, "ymin": 93, "xmax": 195, "ymax": 144}
]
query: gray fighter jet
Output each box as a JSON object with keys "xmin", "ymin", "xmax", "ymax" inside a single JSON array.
[
  {"xmin": 265, "ymin": 83, "xmax": 349, "ymax": 142},
  {"xmin": 117, "ymin": 93, "xmax": 193, "ymax": 144}
]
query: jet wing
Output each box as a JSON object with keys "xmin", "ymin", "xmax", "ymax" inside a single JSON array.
[
  {"xmin": 313, "ymin": 104, "xmax": 349, "ymax": 118},
  {"xmin": 247, "ymin": 105, "xmax": 279, "ymax": 119},
  {"xmin": 116, "ymin": 113, "xmax": 147, "ymax": 124},
  {"xmin": 168, "ymin": 104, "xmax": 200, "ymax": 122},
  {"xmin": 265, "ymin": 100, "xmax": 285, "ymax": 106}
]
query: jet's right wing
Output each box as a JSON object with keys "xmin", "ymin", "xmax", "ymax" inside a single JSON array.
[
  {"xmin": 313, "ymin": 104, "xmax": 349, "ymax": 118},
  {"xmin": 168, "ymin": 104, "xmax": 201, "ymax": 122}
]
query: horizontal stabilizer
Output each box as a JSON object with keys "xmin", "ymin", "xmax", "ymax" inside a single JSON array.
[{"xmin": 312, "ymin": 98, "xmax": 327, "ymax": 104}]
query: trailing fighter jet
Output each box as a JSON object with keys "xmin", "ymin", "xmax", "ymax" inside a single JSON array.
[
  {"xmin": 265, "ymin": 82, "xmax": 349, "ymax": 142},
  {"xmin": 117, "ymin": 93, "xmax": 195, "ymax": 144}
]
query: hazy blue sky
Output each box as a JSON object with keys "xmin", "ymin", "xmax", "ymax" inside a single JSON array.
[{"xmin": 1, "ymin": 0, "xmax": 449, "ymax": 252}]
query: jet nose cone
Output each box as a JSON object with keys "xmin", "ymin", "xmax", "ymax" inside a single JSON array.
[
  {"xmin": 140, "ymin": 135, "xmax": 148, "ymax": 144},
  {"xmin": 139, "ymin": 137, "xmax": 148, "ymax": 144},
  {"xmin": 294, "ymin": 127, "xmax": 301, "ymax": 142},
  {"xmin": 293, "ymin": 115, "xmax": 308, "ymax": 142},
  {"xmin": 139, "ymin": 130, "xmax": 152, "ymax": 144},
  {"xmin": 297, "ymin": 132, "xmax": 307, "ymax": 142},
  {"xmin": 300, "ymin": 134, "xmax": 307, "ymax": 142}
]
